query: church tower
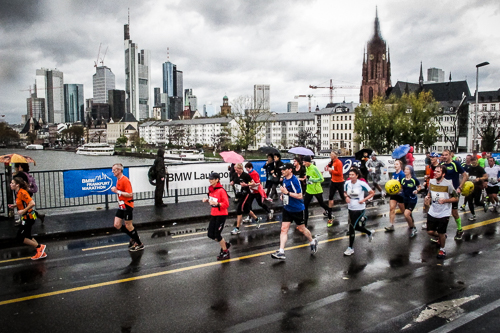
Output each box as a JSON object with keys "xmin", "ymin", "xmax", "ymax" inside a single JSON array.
[{"xmin": 360, "ymin": 8, "xmax": 391, "ymax": 103}]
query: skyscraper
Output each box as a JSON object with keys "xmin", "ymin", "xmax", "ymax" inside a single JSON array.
[
  {"xmin": 162, "ymin": 60, "xmax": 183, "ymax": 119},
  {"xmin": 203, "ymin": 103, "xmax": 215, "ymax": 117},
  {"xmin": 162, "ymin": 62, "xmax": 176, "ymax": 96},
  {"xmin": 427, "ymin": 68, "xmax": 445, "ymax": 83},
  {"xmin": 124, "ymin": 21, "xmax": 151, "ymax": 120},
  {"xmin": 93, "ymin": 66, "xmax": 115, "ymax": 103},
  {"xmin": 287, "ymin": 101, "xmax": 298, "ymax": 113},
  {"xmin": 35, "ymin": 68, "xmax": 64, "ymax": 123},
  {"xmin": 64, "ymin": 84, "xmax": 84, "ymax": 123},
  {"xmin": 185, "ymin": 89, "xmax": 197, "ymax": 111},
  {"xmin": 254, "ymin": 84, "xmax": 270, "ymax": 110},
  {"xmin": 108, "ymin": 89, "xmax": 126, "ymax": 121}
]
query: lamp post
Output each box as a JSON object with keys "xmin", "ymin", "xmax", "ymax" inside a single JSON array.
[{"xmin": 474, "ymin": 61, "xmax": 490, "ymax": 151}]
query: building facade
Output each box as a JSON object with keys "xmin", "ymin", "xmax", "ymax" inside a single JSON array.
[
  {"xmin": 93, "ymin": 66, "xmax": 115, "ymax": 103},
  {"xmin": 468, "ymin": 89, "xmax": 500, "ymax": 151},
  {"xmin": 360, "ymin": 10, "xmax": 391, "ymax": 103},
  {"xmin": 63, "ymin": 84, "xmax": 84, "ymax": 123},
  {"xmin": 427, "ymin": 68, "xmax": 445, "ymax": 83},
  {"xmin": 108, "ymin": 89, "xmax": 126, "ymax": 121},
  {"xmin": 254, "ymin": 84, "xmax": 270, "ymax": 110},
  {"xmin": 287, "ymin": 101, "xmax": 298, "ymax": 113},
  {"xmin": 35, "ymin": 68, "xmax": 64, "ymax": 123},
  {"xmin": 107, "ymin": 113, "xmax": 139, "ymax": 145}
]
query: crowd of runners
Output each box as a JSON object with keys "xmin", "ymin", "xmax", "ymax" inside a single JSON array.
[{"xmin": 7, "ymin": 150, "xmax": 500, "ymax": 262}]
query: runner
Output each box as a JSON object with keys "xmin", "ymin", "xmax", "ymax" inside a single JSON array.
[
  {"xmin": 13, "ymin": 162, "xmax": 45, "ymax": 225},
  {"xmin": 245, "ymin": 162, "xmax": 273, "ymax": 220},
  {"xmin": 484, "ymin": 157, "xmax": 500, "ymax": 212},
  {"xmin": 324, "ymin": 151, "xmax": 345, "ymax": 226},
  {"xmin": 343, "ymin": 168, "xmax": 375, "ymax": 256},
  {"xmin": 271, "ymin": 163, "xmax": 318, "ymax": 260},
  {"xmin": 111, "ymin": 163, "xmax": 144, "ymax": 252},
  {"xmin": 366, "ymin": 153, "xmax": 386, "ymax": 197},
  {"xmin": 440, "ymin": 149, "xmax": 469, "ymax": 240},
  {"xmin": 264, "ymin": 154, "xmax": 278, "ymax": 200},
  {"xmin": 463, "ymin": 156, "xmax": 487, "ymax": 220},
  {"xmin": 359, "ymin": 151, "xmax": 370, "ymax": 181},
  {"xmin": 303, "ymin": 155, "xmax": 332, "ymax": 227},
  {"xmin": 424, "ymin": 165, "xmax": 458, "ymax": 259},
  {"xmin": 422, "ymin": 152, "xmax": 440, "ymax": 228},
  {"xmin": 401, "ymin": 165, "xmax": 421, "ymax": 238},
  {"xmin": 478, "ymin": 152, "xmax": 487, "ymax": 168},
  {"xmin": 385, "ymin": 160, "xmax": 405, "ymax": 232},
  {"xmin": 202, "ymin": 172, "xmax": 231, "ymax": 260},
  {"xmin": 230, "ymin": 163, "xmax": 261, "ymax": 234},
  {"xmin": 292, "ymin": 156, "xmax": 306, "ymax": 192},
  {"xmin": 459, "ymin": 155, "xmax": 472, "ymax": 211},
  {"xmin": 8, "ymin": 177, "xmax": 47, "ymax": 260}
]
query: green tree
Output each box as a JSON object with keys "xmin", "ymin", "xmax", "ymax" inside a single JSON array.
[
  {"xmin": 0, "ymin": 123, "xmax": 20, "ymax": 144},
  {"xmin": 116, "ymin": 135, "xmax": 128, "ymax": 145},
  {"xmin": 295, "ymin": 128, "xmax": 318, "ymax": 152},
  {"xmin": 354, "ymin": 92, "xmax": 439, "ymax": 153},
  {"xmin": 478, "ymin": 113, "xmax": 500, "ymax": 151},
  {"xmin": 227, "ymin": 96, "xmax": 271, "ymax": 151}
]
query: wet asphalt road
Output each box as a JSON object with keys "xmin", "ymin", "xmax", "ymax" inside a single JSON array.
[{"xmin": 1, "ymin": 199, "xmax": 500, "ymax": 333}]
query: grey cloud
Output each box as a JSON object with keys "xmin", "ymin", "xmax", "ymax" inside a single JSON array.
[{"xmin": 0, "ymin": 0, "xmax": 42, "ymax": 30}]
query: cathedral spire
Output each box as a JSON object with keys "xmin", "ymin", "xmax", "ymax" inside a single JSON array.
[
  {"xmin": 374, "ymin": 6, "xmax": 382, "ymax": 39},
  {"xmin": 419, "ymin": 61, "xmax": 424, "ymax": 88}
]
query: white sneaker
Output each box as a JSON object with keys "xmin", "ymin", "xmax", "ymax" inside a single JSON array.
[
  {"xmin": 422, "ymin": 222, "xmax": 427, "ymax": 230},
  {"xmin": 368, "ymin": 230, "xmax": 375, "ymax": 242},
  {"xmin": 268, "ymin": 209, "xmax": 274, "ymax": 220},
  {"xmin": 344, "ymin": 247, "xmax": 354, "ymax": 256},
  {"xmin": 243, "ymin": 216, "xmax": 251, "ymax": 223},
  {"xmin": 231, "ymin": 227, "xmax": 240, "ymax": 235}
]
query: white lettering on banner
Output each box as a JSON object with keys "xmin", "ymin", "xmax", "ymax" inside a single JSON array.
[{"xmin": 80, "ymin": 173, "xmax": 113, "ymax": 192}]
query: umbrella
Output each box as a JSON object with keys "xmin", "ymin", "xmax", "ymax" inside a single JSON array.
[
  {"xmin": 391, "ymin": 144, "xmax": 411, "ymax": 159},
  {"xmin": 0, "ymin": 153, "xmax": 36, "ymax": 165},
  {"xmin": 259, "ymin": 146, "xmax": 280, "ymax": 155},
  {"xmin": 288, "ymin": 147, "xmax": 314, "ymax": 156},
  {"xmin": 355, "ymin": 148, "xmax": 373, "ymax": 161},
  {"xmin": 219, "ymin": 151, "xmax": 245, "ymax": 164}
]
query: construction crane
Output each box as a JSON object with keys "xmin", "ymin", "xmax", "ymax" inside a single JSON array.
[
  {"xmin": 294, "ymin": 94, "xmax": 314, "ymax": 112},
  {"xmin": 94, "ymin": 43, "xmax": 101, "ymax": 68},
  {"xmin": 309, "ymin": 79, "xmax": 359, "ymax": 104},
  {"xmin": 100, "ymin": 46, "xmax": 108, "ymax": 66}
]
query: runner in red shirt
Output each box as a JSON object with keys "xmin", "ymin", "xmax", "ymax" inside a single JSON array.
[{"xmin": 245, "ymin": 162, "xmax": 274, "ymax": 221}]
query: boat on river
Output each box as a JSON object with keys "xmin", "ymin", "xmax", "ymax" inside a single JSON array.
[
  {"xmin": 164, "ymin": 149, "xmax": 205, "ymax": 162},
  {"xmin": 76, "ymin": 143, "xmax": 114, "ymax": 156},
  {"xmin": 25, "ymin": 144, "xmax": 44, "ymax": 150}
]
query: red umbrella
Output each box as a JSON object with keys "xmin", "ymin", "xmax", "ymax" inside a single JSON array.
[{"xmin": 219, "ymin": 151, "xmax": 244, "ymax": 164}]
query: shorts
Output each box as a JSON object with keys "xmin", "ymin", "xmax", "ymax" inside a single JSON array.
[
  {"xmin": 486, "ymin": 185, "xmax": 499, "ymax": 195},
  {"xmin": 329, "ymin": 181, "xmax": 345, "ymax": 200},
  {"xmin": 370, "ymin": 173, "xmax": 381, "ymax": 184},
  {"xmin": 390, "ymin": 195, "xmax": 404, "ymax": 204},
  {"xmin": 404, "ymin": 202, "xmax": 417, "ymax": 211},
  {"xmin": 208, "ymin": 216, "xmax": 226, "ymax": 242},
  {"xmin": 17, "ymin": 218, "xmax": 36, "ymax": 242},
  {"xmin": 427, "ymin": 215, "xmax": 449, "ymax": 234},
  {"xmin": 236, "ymin": 194, "xmax": 252, "ymax": 215},
  {"xmin": 115, "ymin": 205, "xmax": 133, "ymax": 221},
  {"xmin": 451, "ymin": 201, "xmax": 458, "ymax": 210},
  {"xmin": 348, "ymin": 209, "xmax": 366, "ymax": 228},
  {"xmin": 282, "ymin": 209, "xmax": 305, "ymax": 225}
]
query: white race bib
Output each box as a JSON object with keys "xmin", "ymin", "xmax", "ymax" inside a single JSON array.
[
  {"xmin": 282, "ymin": 194, "xmax": 289, "ymax": 205},
  {"xmin": 234, "ymin": 184, "xmax": 242, "ymax": 192}
]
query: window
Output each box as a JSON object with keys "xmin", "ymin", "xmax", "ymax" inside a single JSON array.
[
  {"xmin": 336, "ymin": 133, "xmax": 339, "ymax": 140},
  {"xmin": 349, "ymin": 133, "xmax": 352, "ymax": 140},
  {"xmin": 341, "ymin": 133, "xmax": 343, "ymax": 140},
  {"xmin": 483, "ymin": 104, "xmax": 487, "ymax": 111},
  {"xmin": 341, "ymin": 116, "xmax": 343, "ymax": 121},
  {"xmin": 492, "ymin": 104, "xmax": 496, "ymax": 111},
  {"xmin": 349, "ymin": 116, "xmax": 352, "ymax": 120},
  {"xmin": 340, "ymin": 124, "xmax": 343, "ymax": 130},
  {"xmin": 349, "ymin": 123, "xmax": 352, "ymax": 130},
  {"xmin": 336, "ymin": 124, "xmax": 339, "ymax": 130}
]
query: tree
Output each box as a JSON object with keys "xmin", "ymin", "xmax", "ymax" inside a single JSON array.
[
  {"xmin": 295, "ymin": 128, "xmax": 318, "ymax": 152},
  {"xmin": 60, "ymin": 126, "xmax": 84, "ymax": 145},
  {"xmin": 0, "ymin": 123, "xmax": 20, "ymax": 144},
  {"xmin": 478, "ymin": 112, "xmax": 500, "ymax": 151},
  {"xmin": 116, "ymin": 135, "xmax": 128, "ymax": 145},
  {"xmin": 227, "ymin": 95, "xmax": 272, "ymax": 151},
  {"xmin": 130, "ymin": 132, "xmax": 146, "ymax": 148},
  {"xmin": 166, "ymin": 125, "xmax": 185, "ymax": 147},
  {"xmin": 354, "ymin": 92, "xmax": 439, "ymax": 153}
]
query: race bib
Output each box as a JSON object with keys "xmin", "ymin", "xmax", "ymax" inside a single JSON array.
[
  {"xmin": 234, "ymin": 184, "xmax": 242, "ymax": 193},
  {"xmin": 469, "ymin": 176, "xmax": 476, "ymax": 181},
  {"xmin": 431, "ymin": 192, "xmax": 441, "ymax": 204},
  {"xmin": 349, "ymin": 188, "xmax": 361, "ymax": 199},
  {"xmin": 209, "ymin": 196, "xmax": 218, "ymax": 203},
  {"xmin": 489, "ymin": 177, "xmax": 498, "ymax": 184},
  {"xmin": 282, "ymin": 194, "xmax": 289, "ymax": 205},
  {"xmin": 118, "ymin": 200, "xmax": 126, "ymax": 210}
]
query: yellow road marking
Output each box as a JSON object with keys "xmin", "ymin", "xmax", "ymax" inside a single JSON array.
[
  {"xmin": 82, "ymin": 243, "xmax": 129, "ymax": 251},
  {"xmin": 0, "ymin": 257, "xmax": 32, "ymax": 264},
  {"xmin": 1, "ymin": 214, "xmax": 499, "ymax": 306},
  {"xmin": 171, "ymin": 231, "xmax": 206, "ymax": 238}
]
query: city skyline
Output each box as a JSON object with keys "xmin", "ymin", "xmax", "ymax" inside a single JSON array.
[{"xmin": 1, "ymin": 0, "xmax": 498, "ymax": 124}]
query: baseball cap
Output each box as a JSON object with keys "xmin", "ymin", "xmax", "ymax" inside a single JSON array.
[
  {"xmin": 302, "ymin": 155, "xmax": 312, "ymax": 162},
  {"xmin": 208, "ymin": 172, "xmax": 220, "ymax": 180},
  {"xmin": 280, "ymin": 162, "xmax": 294, "ymax": 170},
  {"xmin": 370, "ymin": 152, "xmax": 377, "ymax": 157},
  {"xmin": 482, "ymin": 152, "xmax": 487, "ymax": 156},
  {"xmin": 430, "ymin": 152, "xmax": 440, "ymax": 157}
]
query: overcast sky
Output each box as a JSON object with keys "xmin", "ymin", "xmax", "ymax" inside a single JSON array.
[{"xmin": 1, "ymin": 0, "xmax": 499, "ymax": 124}]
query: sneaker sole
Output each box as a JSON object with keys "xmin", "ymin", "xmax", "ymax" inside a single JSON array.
[{"xmin": 271, "ymin": 255, "xmax": 286, "ymax": 260}]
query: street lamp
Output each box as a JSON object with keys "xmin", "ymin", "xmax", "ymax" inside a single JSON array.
[{"xmin": 474, "ymin": 61, "xmax": 490, "ymax": 151}]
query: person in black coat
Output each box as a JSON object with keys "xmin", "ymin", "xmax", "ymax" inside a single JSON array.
[{"xmin": 154, "ymin": 148, "xmax": 167, "ymax": 207}]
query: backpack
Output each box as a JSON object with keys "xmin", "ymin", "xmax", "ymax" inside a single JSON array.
[
  {"xmin": 27, "ymin": 173, "xmax": 38, "ymax": 194},
  {"xmin": 148, "ymin": 165, "xmax": 157, "ymax": 186}
]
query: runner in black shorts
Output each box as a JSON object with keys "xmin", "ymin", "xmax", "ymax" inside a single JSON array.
[
  {"xmin": 401, "ymin": 165, "xmax": 420, "ymax": 238},
  {"xmin": 385, "ymin": 160, "xmax": 405, "ymax": 232}
]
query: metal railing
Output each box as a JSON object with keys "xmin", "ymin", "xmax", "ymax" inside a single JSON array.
[{"xmin": 1, "ymin": 166, "xmax": 233, "ymax": 214}]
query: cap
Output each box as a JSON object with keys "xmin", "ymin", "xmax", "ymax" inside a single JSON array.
[
  {"xmin": 208, "ymin": 172, "xmax": 220, "ymax": 180},
  {"xmin": 370, "ymin": 152, "xmax": 377, "ymax": 157},
  {"xmin": 482, "ymin": 152, "xmax": 487, "ymax": 156},
  {"xmin": 280, "ymin": 162, "xmax": 294, "ymax": 170},
  {"xmin": 302, "ymin": 155, "xmax": 312, "ymax": 162},
  {"xmin": 430, "ymin": 152, "xmax": 440, "ymax": 157}
]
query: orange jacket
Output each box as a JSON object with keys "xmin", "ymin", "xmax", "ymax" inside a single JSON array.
[{"xmin": 328, "ymin": 159, "xmax": 344, "ymax": 183}]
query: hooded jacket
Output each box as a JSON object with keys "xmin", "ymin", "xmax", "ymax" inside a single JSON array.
[{"xmin": 208, "ymin": 183, "xmax": 229, "ymax": 216}]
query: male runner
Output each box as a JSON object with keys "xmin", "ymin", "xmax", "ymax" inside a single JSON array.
[
  {"xmin": 484, "ymin": 157, "xmax": 500, "ymax": 212},
  {"xmin": 303, "ymin": 155, "xmax": 332, "ymax": 227},
  {"xmin": 366, "ymin": 153, "xmax": 386, "ymax": 197},
  {"xmin": 324, "ymin": 151, "xmax": 345, "ymax": 225},
  {"xmin": 463, "ymin": 156, "xmax": 487, "ymax": 220}
]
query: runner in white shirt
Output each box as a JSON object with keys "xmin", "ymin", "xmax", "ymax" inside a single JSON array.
[
  {"xmin": 484, "ymin": 157, "xmax": 500, "ymax": 212},
  {"xmin": 343, "ymin": 168, "xmax": 375, "ymax": 256}
]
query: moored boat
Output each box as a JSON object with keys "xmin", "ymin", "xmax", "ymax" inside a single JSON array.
[
  {"xmin": 164, "ymin": 149, "xmax": 205, "ymax": 162},
  {"xmin": 76, "ymin": 143, "xmax": 114, "ymax": 156},
  {"xmin": 25, "ymin": 144, "xmax": 44, "ymax": 150}
]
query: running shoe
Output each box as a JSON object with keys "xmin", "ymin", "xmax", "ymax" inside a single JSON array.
[
  {"xmin": 217, "ymin": 251, "xmax": 230, "ymax": 261},
  {"xmin": 468, "ymin": 215, "xmax": 476, "ymax": 221},
  {"xmin": 484, "ymin": 202, "xmax": 489, "ymax": 213},
  {"xmin": 459, "ymin": 204, "xmax": 466, "ymax": 211},
  {"xmin": 268, "ymin": 209, "xmax": 274, "ymax": 221},
  {"xmin": 265, "ymin": 198, "xmax": 273, "ymax": 202},
  {"xmin": 368, "ymin": 230, "xmax": 375, "ymax": 242},
  {"xmin": 256, "ymin": 217, "xmax": 262, "ymax": 229},
  {"xmin": 129, "ymin": 243, "xmax": 145, "ymax": 252},
  {"xmin": 436, "ymin": 249, "xmax": 446, "ymax": 259},
  {"xmin": 381, "ymin": 192, "xmax": 386, "ymax": 199},
  {"xmin": 384, "ymin": 224, "xmax": 395, "ymax": 232},
  {"xmin": 323, "ymin": 210, "xmax": 329, "ymax": 218},
  {"xmin": 490, "ymin": 206, "xmax": 497, "ymax": 212},
  {"xmin": 243, "ymin": 216, "xmax": 251, "ymax": 223},
  {"xmin": 231, "ymin": 227, "xmax": 240, "ymax": 235},
  {"xmin": 310, "ymin": 238, "xmax": 318, "ymax": 254},
  {"xmin": 271, "ymin": 251, "xmax": 286, "ymax": 260},
  {"xmin": 128, "ymin": 239, "xmax": 135, "ymax": 248},
  {"xmin": 430, "ymin": 234, "xmax": 447, "ymax": 245},
  {"xmin": 31, "ymin": 244, "xmax": 47, "ymax": 260},
  {"xmin": 422, "ymin": 222, "xmax": 427, "ymax": 230},
  {"xmin": 343, "ymin": 247, "xmax": 354, "ymax": 256},
  {"xmin": 327, "ymin": 218, "xmax": 334, "ymax": 227},
  {"xmin": 410, "ymin": 227, "xmax": 418, "ymax": 238},
  {"xmin": 454, "ymin": 229, "xmax": 464, "ymax": 240}
]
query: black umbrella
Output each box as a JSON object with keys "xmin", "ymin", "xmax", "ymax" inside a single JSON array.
[
  {"xmin": 259, "ymin": 146, "xmax": 280, "ymax": 155},
  {"xmin": 355, "ymin": 148, "xmax": 373, "ymax": 161}
]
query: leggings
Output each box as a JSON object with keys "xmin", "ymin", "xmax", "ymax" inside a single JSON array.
[
  {"xmin": 248, "ymin": 193, "xmax": 270, "ymax": 213},
  {"xmin": 304, "ymin": 192, "xmax": 331, "ymax": 225},
  {"xmin": 466, "ymin": 187, "xmax": 484, "ymax": 216},
  {"xmin": 348, "ymin": 209, "xmax": 371, "ymax": 248}
]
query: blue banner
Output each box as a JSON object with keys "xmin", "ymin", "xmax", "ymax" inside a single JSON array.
[
  {"xmin": 63, "ymin": 168, "xmax": 129, "ymax": 198},
  {"xmin": 254, "ymin": 159, "xmax": 291, "ymax": 182}
]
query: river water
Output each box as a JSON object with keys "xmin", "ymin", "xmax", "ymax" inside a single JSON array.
[{"xmin": 0, "ymin": 148, "xmax": 155, "ymax": 171}]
